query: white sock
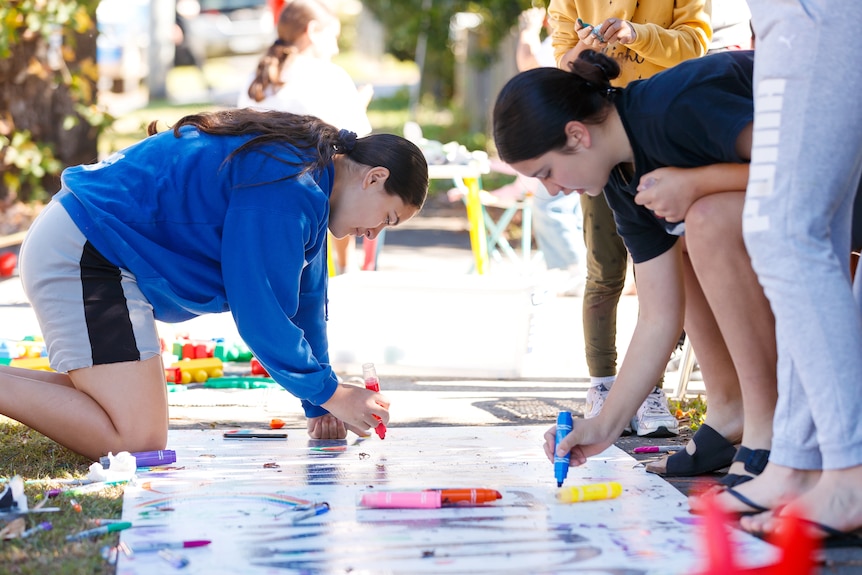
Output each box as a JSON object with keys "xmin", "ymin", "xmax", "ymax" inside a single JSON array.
[{"xmin": 590, "ymin": 376, "xmax": 616, "ymax": 388}]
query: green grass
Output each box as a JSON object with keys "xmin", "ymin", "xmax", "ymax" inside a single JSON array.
[
  {"xmin": 0, "ymin": 418, "xmax": 123, "ymax": 574},
  {"xmin": 668, "ymin": 395, "xmax": 707, "ymax": 432}
]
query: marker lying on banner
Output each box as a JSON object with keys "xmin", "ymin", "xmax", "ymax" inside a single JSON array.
[
  {"xmin": 223, "ymin": 430, "xmax": 288, "ymax": 439},
  {"xmin": 556, "ymin": 481, "xmax": 622, "ymax": 504},
  {"xmin": 633, "ymin": 445, "xmax": 680, "ymax": 454},
  {"xmin": 100, "ymin": 450, "xmax": 176, "ymax": 469},
  {"xmin": 358, "ymin": 489, "xmax": 502, "ymax": 509}
]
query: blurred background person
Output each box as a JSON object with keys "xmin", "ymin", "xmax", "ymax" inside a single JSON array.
[
  {"xmin": 514, "ymin": 5, "xmax": 587, "ymax": 297},
  {"xmin": 238, "ymin": 0, "xmax": 374, "ymax": 274}
]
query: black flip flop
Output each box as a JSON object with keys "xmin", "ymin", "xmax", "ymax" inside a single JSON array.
[
  {"xmin": 802, "ymin": 519, "xmax": 862, "ymax": 549},
  {"xmin": 723, "ymin": 485, "xmax": 770, "ymax": 516},
  {"xmin": 650, "ymin": 423, "xmax": 736, "ymax": 477},
  {"xmin": 718, "ymin": 446, "xmax": 770, "ymax": 488}
]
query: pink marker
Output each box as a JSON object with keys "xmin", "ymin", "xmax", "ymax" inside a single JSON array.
[
  {"xmin": 633, "ymin": 445, "xmax": 680, "ymax": 454},
  {"xmin": 359, "ymin": 491, "xmax": 443, "ymax": 509},
  {"xmin": 358, "ymin": 489, "xmax": 502, "ymax": 509}
]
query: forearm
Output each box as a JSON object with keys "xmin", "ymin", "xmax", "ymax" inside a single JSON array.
[
  {"xmin": 547, "ymin": 0, "xmax": 578, "ymax": 67},
  {"xmin": 599, "ymin": 249, "xmax": 684, "ymax": 433},
  {"xmin": 687, "ymin": 163, "xmax": 750, "ymax": 202},
  {"xmin": 516, "ymin": 31, "xmax": 543, "ymax": 71},
  {"xmin": 625, "ymin": 0, "xmax": 711, "ymax": 67}
]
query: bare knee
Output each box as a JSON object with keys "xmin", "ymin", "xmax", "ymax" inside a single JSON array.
[{"xmin": 686, "ymin": 193, "xmax": 744, "ymax": 255}]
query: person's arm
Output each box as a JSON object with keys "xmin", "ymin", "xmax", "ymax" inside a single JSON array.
[
  {"xmin": 547, "ymin": 0, "xmax": 581, "ymax": 68},
  {"xmin": 634, "ymin": 121, "xmax": 753, "ymax": 222},
  {"xmin": 623, "ymin": 0, "xmax": 711, "ymax": 67},
  {"xmin": 516, "ymin": 7, "xmax": 547, "ymax": 72},
  {"xmin": 544, "ymin": 244, "xmax": 685, "ymax": 464},
  {"xmin": 634, "ymin": 163, "xmax": 750, "ymax": 222}
]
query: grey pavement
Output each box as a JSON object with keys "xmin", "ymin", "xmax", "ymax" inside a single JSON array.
[{"xmin": 1, "ymin": 198, "xmax": 859, "ymax": 572}]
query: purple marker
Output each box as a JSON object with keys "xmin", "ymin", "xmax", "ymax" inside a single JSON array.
[
  {"xmin": 20, "ymin": 521, "xmax": 52, "ymax": 538},
  {"xmin": 99, "ymin": 450, "xmax": 177, "ymax": 469}
]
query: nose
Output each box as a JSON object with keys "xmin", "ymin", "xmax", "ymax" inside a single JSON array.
[
  {"xmin": 364, "ymin": 226, "xmax": 383, "ymax": 240},
  {"xmin": 541, "ymin": 178, "xmax": 564, "ymax": 196}
]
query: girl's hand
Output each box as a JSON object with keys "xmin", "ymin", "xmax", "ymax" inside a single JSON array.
[
  {"xmin": 317, "ymin": 382, "xmax": 390, "ymax": 438},
  {"xmin": 307, "ymin": 413, "xmax": 351, "ymax": 439},
  {"xmin": 541, "ymin": 417, "xmax": 618, "ymax": 467},
  {"xmin": 577, "ymin": 18, "xmax": 636, "ymax": 48},
  {"xmin": 599, "ymin": 18, "xmax": 637, "ymax": 46},
  {"xmin": 576, "ymin": 18, "xmax": 607, "ymax": 48},
  {"xmin": 634, "ymin": 167, "xmax": 696, "ymax": 223}
]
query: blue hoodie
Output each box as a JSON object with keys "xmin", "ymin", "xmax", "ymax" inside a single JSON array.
[{"xmin": 58, "ymin": 125, "xmax": 336, "ymax": 417}]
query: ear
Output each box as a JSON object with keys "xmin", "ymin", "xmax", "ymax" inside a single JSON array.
[
  {"xmin": 564, "ymin": 121, "xmax": 592, "ymax": 150},
  {"xmin": 363, "ymin": 166, "xmax": 390, "ymax": 189}
]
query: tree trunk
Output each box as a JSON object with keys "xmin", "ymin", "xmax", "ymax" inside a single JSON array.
[{"xmin": 0, "ymin": 28, "xmax": 99, "ymax": 203}]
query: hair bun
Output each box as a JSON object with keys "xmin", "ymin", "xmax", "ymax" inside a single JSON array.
[{"xmin": 338, "ymin": 129, "xmax": 357, "ymax": 153}]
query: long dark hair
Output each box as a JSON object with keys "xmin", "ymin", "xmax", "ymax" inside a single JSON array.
[
  {"xmin": 146, "ymin": 109, "xmax": 428, "ymax": 209},
  {"xmin": 493, "ymin": 50, "xmax": 621, "ymax": 164},
  {"xmin": 246, "ymin": 0, "xmax": 337, "ymax": 103}
]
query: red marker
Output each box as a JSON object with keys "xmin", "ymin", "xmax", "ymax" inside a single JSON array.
[
  {"xmin": 437, "ymin": 488, "xmax": 502, "ymax": 506},
  {"xmin": 362, "ymin": 362, "xmax": 387, "ymax": 439}
]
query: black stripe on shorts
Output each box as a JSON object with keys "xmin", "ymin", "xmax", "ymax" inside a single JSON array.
[{"xmin": 80, "ymin": 242, "xmax": 141, "ymax": 365}]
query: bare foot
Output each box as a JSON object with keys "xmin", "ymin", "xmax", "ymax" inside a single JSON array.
[
  {"xmin": 740, "ymin": 465, "xmax": 862, "ymax": 537},
  {"xmin": 690, "ymin": 462, "xmax": 818, "ymax": 515}
]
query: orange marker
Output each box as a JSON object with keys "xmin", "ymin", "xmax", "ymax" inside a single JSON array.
[
  {"xmin": 437, "ymin": 488, "xmax": 502, "ymax": 506},
  {"xmin": 362, "ymin": 362, "xmax": 387, "ymax": 439},
  {"xmin": 270, "ymin": 418, "xmax": 285, "ymax": 429}
]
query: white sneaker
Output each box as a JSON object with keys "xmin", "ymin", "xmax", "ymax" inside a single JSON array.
[
  {"xmin": 585, "ymin": 383, "xmax": 631, "ymax": 434},
  {"xmin": 631, "ymin": 387, "xmax": 679, "ymax": 438},
  {"xmin": 584, "ymin": 383, "xmax": 609, "ymax": 419}
]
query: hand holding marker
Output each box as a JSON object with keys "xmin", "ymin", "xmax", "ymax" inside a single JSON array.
[
  {"xmin": 362, "ymin": 362, "xmax": 387, "ymax": 439},
  {"xmin": 577, "ymin": 18, "xmax": 606, "ymax": 43},
  {"xmin": 554, "ymin": 411, "xmax": 573, "ymax": 487}
]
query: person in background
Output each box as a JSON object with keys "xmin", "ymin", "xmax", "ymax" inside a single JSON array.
[
  {"xmin": 1, "ymin": 109, "xmax": 428, "ymax": 459},
  {"xmin": 546, "ymin": 0, "xmax": 711, "ymax": 439},
  {"xmin": 702, "ymin": 0, "xmax": 862, "ymax": 548},
  {"xmin": 514, "ymin": 6, "xmax": 587, "ymax": 296},
  {"xmin": 239, "ymin": 0, "xmax": 375, "ymax": 274}
]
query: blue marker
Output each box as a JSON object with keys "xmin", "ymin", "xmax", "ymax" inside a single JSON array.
[
  {"xmin": 291, "ymin": 502, "xmax": 330, "ymax": 524},
  {"xmin": 554, "ymin": 412, "xmax": 573, "ymax": 487}
]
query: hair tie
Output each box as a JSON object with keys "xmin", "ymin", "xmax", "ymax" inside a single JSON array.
[{"xmin": 338, "ymin": 129, "xmax": 357, "ymax": 153}]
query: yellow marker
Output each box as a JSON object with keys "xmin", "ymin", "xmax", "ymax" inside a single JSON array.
[{"xmin": 556, "ymin": 481, "xmax": 622, "ymax": 503}]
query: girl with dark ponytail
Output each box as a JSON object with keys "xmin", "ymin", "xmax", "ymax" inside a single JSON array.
[
  {"xmin": 5, "ymin": 109, "xmax": 428, "ymax": 459},
  {"xmin": 497, "ymin": 50, "xmax": 780, "ymax": 494}
]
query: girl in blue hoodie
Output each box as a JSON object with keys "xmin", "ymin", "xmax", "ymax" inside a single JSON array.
[{"xmin": 2, "ymin": 109, "xmax": 428, "ymax": 460}]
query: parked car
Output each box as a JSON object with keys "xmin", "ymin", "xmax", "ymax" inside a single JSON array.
[{"xmin": 179, "ymin": 0, "xmax": 276, "ymax": 59}]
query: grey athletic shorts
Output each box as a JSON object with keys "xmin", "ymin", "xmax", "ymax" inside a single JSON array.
[{"xmin": 18, "ymin": 199, "xmax": 160, "ymax": 373}]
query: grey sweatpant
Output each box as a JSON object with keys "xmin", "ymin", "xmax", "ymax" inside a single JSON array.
[{"xmin": 743, "ymin": 0, "xmax": 862, "ymax": 470}]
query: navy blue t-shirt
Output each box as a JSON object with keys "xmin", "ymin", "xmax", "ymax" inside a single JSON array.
[{"xmin": 604, "ymin": 50, "xmax": 754, "ymax": 263}]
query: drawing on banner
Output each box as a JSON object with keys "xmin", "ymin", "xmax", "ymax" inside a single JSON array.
[{"xmin": 116, "ymin": 427, "xmax": 778, "ymax": 575}]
